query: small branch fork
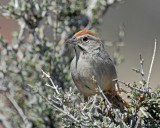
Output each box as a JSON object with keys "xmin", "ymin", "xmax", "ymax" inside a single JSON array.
[
  {"xmin": 132, "ymin": 54, "xmax": 146, "ymax": 91},
  {"xmin": 114, "ymin": 79, "xmax": 147, "ymax": 93},
  {"xmin": 139, "ymin": 54, "xmax": 145, "ymax": 85},
  {"xmin": 132, "ymin": 53, "xmax": 146, "ymax": 90},
  {"xmin": 41, "ymin": 69, "xmax": 60, "ymax": 95}
]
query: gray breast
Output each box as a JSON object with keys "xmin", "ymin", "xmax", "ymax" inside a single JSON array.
[{"xmin": 70, "ymin": 50, "xmax": 117, "ymax": 97}]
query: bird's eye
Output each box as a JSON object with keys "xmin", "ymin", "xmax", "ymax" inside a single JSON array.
[{"xmin": 82, "ymin": 37, "xmax": 88, "ymax": 42}]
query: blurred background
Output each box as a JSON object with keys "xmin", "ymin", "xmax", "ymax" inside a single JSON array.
[
  {"xmin": 99, "ymin": 0, "xmax": 160, "ymax": 90},
  {"xmin": 0, "ymin": 0, "xmax": 159, "ymax": 90}
]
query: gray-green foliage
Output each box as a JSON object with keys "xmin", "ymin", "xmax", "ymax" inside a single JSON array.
[{"xmin": 0, "ymin": 0, "xmax": 159, "ymax": 128}]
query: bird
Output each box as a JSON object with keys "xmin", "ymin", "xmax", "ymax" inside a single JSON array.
[{"xmin": 66, "ymin": 29, "xmax": 128, "ymax": 109}]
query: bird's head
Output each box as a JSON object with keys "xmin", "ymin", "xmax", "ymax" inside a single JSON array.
[{"xmin": 66, "ymin": 29, "xmax": 102, "ymax": 53}]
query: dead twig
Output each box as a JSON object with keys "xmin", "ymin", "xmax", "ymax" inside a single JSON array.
[
  {"xmin": 139, "ymin": 54, "xmax": 145, "ymax": 85},
  {"xmin": 146, "ymin": 40, "xmax": 157, "ymax": 92},
  {"xmin": 132, "ymin": 54, "xmax": 146, "ymax": 91},
  {"xmin": 41, "ymin": 69, "xmax": 60, "ymax": 94},
  {"xmin": 114, "ymin": 79, "xmax": 147, "ymax": 93}
]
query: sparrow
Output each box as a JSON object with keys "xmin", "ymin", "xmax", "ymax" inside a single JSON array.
[{"xmin": 66, "ymin": 29, "xmax": 128, "ymax": 108}]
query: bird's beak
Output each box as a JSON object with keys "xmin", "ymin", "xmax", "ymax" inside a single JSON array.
[{"xmin": 65, "ymin": 37, "xmax": 78, "ymax": 45}]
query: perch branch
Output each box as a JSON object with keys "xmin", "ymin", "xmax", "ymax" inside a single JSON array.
[{"xmin": 114, "ymin": 79, "xmax": 147, "ymax": 93}]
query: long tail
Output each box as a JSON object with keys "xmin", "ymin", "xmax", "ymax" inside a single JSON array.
[{"xmin": 105, "ymin": 93, "xmax": 129, "ymax": 111}]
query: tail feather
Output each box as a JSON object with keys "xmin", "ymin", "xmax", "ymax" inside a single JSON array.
[{"xmin": 105, "ymin": 93, "xmax": 129, "ymax": 110}]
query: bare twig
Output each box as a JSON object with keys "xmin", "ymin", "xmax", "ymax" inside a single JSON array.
[
  {"xmin": 139, "ymin": 54, "xmax": 145, "ymax": 83},
  {"xmin": 48, "ymin": 97, "xmax": 62, "ymax": 106},
  {"xmin": 139, "ymin": 108, "xmax": 148, "ymax": 118},
  {"xmin": 139, "ymin": 54, "xmax": 145, "ymax": 91},
  {"xmin": 114, "ymin": 79, "xmax": 147, "ymax": 93},
  {"xmin": 146, "ymin": 40, "xmax": 157, "ymax": 91},
  {"xmin": 41, "ymin": 69, "xmax": 60, "ymax": 94},
  {"xmin": 132, "ymin": 68, "xmax": 141, "ymax": 74},
  {"xmin": 45, "ymin": 83, "xmax": 58, "ymax": 92},
  {"xmin": 132, "ymin": 54, "xmax": 146, "ymax": 90}
]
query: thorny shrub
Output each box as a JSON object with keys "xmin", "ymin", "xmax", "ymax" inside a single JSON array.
[{"xmin": 0, "ymin": 0, "xmax": 159, "ymax": 128}]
